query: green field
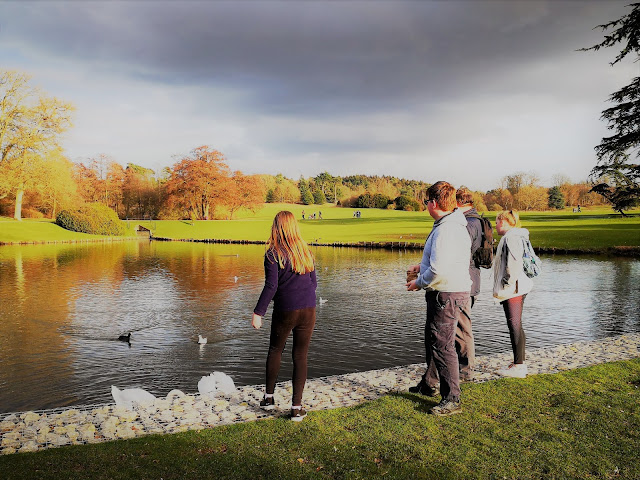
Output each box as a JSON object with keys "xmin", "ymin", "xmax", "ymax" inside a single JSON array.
[
  {"xmin": 1, "ymin": 204, "xmax": 639, "ymax": 251},
  {"xmin": 0, "ymin": 217, "xmax": 137, "ymax": 244},
  {"xmin": 1, "ymin": 359, "xmax": 638, "ymax": 479}
]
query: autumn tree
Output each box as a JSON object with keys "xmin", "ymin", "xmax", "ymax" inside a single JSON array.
[
  {"xmin": 37, "ymin": 149, "xmax": 78, "ymax": 217},
  {"xmin": 165, "ymin": 146, "xmax": 231, "ymax": 220},
  {"xmin": 582, "ymin": 3, "xmax": 640, "ymax": 214},
  {"xmin": 514, "ymin": 185, "xmax": 548, "ymax": 211},
  {"xmin": 225, "ymin": 172, "xmax": 265, "ymax": 219},
  {"xmin": 483, "ymin": 188, "xmax": 514, "ymax": 211},
  {"xmin": 123, "ymin": 163, "xmax": 157, "ymax": 219},
  {"xmin": 105, "ymin": 160, "xmax": 126, "ymax": 215},
  {"xmin": 0, "ymin": 70, "xmax": 74, "ymax": 220},
  {"xmin": 74, "ymin": 161, "xmax": 101, "ymax": 203}
]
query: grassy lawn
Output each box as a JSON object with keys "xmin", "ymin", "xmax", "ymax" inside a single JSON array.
[
  {"xmin": 1, "ymin": 358, "xmax": 638, "ymax": 479},
  {"xmin": 1, "ymin": 204, "xmax": 639, "ymax": 250},
  {"xmin": 0, "ymin": 217, "xmax": 137, "ymax": 243}
]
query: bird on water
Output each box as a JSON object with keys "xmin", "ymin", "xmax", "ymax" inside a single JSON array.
[{"xmin": 118, "ymin": 332, "xmax": 131, "ymax": 342}]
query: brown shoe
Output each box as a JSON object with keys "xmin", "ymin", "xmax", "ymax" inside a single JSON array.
[{"xmin": 429, "ymin": 399, "xmax": 462, "ymax": 416}]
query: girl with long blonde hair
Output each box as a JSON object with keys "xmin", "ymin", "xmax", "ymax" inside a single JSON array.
[{"xmin": 252, "ymin": 211, "xmax": 317, "ymax": 421}]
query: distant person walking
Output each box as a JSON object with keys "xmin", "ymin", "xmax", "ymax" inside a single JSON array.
[
  {"xmin": 492, "ymin": 210, "xmax": 533, "ymax": 378},
  {"xmin": 252, "ymin": 211, "xmax": 317, "ymax": 421},
  {"xmin": 406, "ymin": 181, "xmax": 471, "ymax": 416}
]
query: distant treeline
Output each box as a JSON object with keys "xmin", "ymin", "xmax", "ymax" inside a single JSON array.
[{"xmin": 0, "ymin": 149, "xmax": 608, "ymax": 221}]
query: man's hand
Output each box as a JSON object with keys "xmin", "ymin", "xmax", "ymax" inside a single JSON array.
[{"xmin": 406, "ymin": 279, "xmax": 421, "ymax": 291}]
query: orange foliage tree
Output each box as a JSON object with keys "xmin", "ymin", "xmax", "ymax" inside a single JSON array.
[
  {"xmin": 225, "ymin": 172, "xmax": 265, "ymax": 219},
  {"xmin": 165, "ymin": 146, "xmax": 231, "ymax": 220},
  {"xmin": 73, "ymin": 162, "xmax": 101, "ymax": 203}
]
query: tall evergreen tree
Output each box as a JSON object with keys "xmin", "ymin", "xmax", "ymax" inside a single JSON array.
[
  {"xmin": 547, "ymin": 186, "xmax": 565, "ymax": 210},
  {"xmin": 582, "ymin": 3, "xmax": 640, "ymax": 214},
  {"xmin": 298, "ymin": 177, "xmax": 314, "ymax": 205}
]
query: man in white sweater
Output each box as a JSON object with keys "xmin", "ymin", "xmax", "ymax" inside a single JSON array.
[{"xmin": 406, "ymin": 181, "xmax": 471, "ymax": 416}]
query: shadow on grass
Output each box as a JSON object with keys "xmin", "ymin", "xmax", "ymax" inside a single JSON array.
[{"xmin": 388, "ymin": 391, "xmax": 439, "ymax": 414}]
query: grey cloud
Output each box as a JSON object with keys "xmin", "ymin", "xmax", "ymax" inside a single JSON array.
[{"xmin": 1, "ymin": 0, "xmax": 630, "ymax": 117}]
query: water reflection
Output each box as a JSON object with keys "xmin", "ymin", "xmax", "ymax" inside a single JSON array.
[{"xmin": 0, "ymin": 242, "xmax": 638, "ymax": 413}]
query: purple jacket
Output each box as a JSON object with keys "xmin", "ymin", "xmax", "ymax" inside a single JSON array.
[{"xmin": 253, "ymin": 250, "xmax": 317, "ymax": 316}]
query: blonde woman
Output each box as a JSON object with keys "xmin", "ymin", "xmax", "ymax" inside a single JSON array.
[
  {"xmin": 252, "ymin": 211, "xmax": 317, "ymax": 421},
  {"xmin": 493, "ymin": 210, "xmax": 534, "ymax": 378}
]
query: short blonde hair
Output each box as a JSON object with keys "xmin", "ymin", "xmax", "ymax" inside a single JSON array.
[
  {"xmin": 496, "ymin": 210, "xmax": 521, "ymax": 228},
  {"xmin": 427, "ymin": 181, "xmax": 456, "ymax": 212}
]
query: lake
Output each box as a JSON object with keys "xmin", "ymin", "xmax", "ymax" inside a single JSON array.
[{"xmin": 0, "ymin": 240, "xmax": 639, "ymax": 413}]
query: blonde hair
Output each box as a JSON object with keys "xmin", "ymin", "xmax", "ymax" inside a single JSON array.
[
  {"xmin": 267, "ymin": 211, "xmax": 315, "ymax": 274},
  {"xmin": 496, "ymin": 210, "xmax": 521, "ymax": 228}
]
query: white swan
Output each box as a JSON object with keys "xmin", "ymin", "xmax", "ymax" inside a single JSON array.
[
  {"xmin": 198, "ymin": 372, "xmax": 236, "ymax": 397},
  {"xmin": 198, "ymin": 334, "xmax": 207, "ymax": 344},
  {"xmin": 234, "ymin": 276, "xmax": 239, "ymax": 283},
  {"xmin": 319, "ymin": 297, "xmax": 328, "ymax": 305},
  {"xmin": 111, "ymin": 385, "xmax": 156, "ymax": 409},
  {"xmin": 166, "ymin": 389, "xmax": 188, "ymax": 402}
]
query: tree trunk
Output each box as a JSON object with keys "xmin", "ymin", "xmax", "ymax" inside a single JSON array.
[
  {"xmin": 14, "ymin": 188, "xmax": 24, "ymax": 221},
  {"xmin": 51, "ymin": 197, "xmax": 57, "ymax": 219}
]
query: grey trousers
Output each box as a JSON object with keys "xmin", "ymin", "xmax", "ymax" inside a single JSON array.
[
  {"xmin": 423, "ymin": 294, "xmax": 475, "ymax": 386},
  {"xmin": 421, "ymin": 291, "xmax": 471, "ymax": 402}
]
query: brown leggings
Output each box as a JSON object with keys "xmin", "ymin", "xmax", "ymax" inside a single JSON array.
[{"xmin": 266, "ymin": 307, "xmax": 316, "ymax": 405}]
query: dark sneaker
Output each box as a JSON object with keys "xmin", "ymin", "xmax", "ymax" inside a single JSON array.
[
  {"xmin": 259, "ymin": 396, "xmax": 275, "ymax": 410},
  {"xmin": 409, "ymin": 379, "xmax": 438, "ymax": 397},
  {"xmin": 429, "ymin": 399, "xmax": 462, "ymax": 416},
  {"xmin": 290, "ymin": 408, "xmax": 307, "ymax": 422}
]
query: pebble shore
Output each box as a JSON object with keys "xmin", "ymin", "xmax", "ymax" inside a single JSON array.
[{"xmin": 1, "ymin": 333, "xmax": 639, "ymax": 455}]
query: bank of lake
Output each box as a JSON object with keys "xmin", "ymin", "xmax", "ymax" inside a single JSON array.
[{"xmin": 1, "ymin": 204, "xmax": 639, "ymax": 253}]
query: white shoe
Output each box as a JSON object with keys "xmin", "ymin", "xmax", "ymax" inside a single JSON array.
[{"xmin": 497, "ymin": 363, "xmax": 527, "ymax": 378}]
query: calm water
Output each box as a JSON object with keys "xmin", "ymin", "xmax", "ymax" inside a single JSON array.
[{"xmin": 0, "ymin": 240, "xmax": 639, "ymax": 413}]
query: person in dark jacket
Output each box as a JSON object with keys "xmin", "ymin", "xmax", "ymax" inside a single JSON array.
[
  {"xmin": 454, "ymin": 186, "xmax": 487, "ymax": 381},
  {"xmin": 252, "ymin": 211, "xmax": 317, "ymax": 422}
]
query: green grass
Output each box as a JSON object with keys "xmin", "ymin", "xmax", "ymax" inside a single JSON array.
[
  {"xmin": 0, "ymin": 216, "xmax": 137, "ymax": 243},
  {"xmin": 1, "ymin": 358, "xmax": 639, "ymax": 479},
  {"xmin": 2, "ymin": 204, "xmax": 639, "ymax": 250}
]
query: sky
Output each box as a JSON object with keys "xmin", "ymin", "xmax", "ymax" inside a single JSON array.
[{"xmin": 1, "ymin": 0, "xmax": 638, "ymax": 191}]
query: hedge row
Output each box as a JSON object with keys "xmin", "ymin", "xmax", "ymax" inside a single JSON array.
[{"xmin": 56, "ymin": 203, "xmax": 126, "ymax": 236}]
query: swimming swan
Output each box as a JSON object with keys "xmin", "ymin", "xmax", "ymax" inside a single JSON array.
[
  {"xmin": 198, "ymin": 335, "xmax": 207, "ymax": 344},
  {"xmin": 118, "ymin": 333, "xmax": 131, "ymax": 342}
]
